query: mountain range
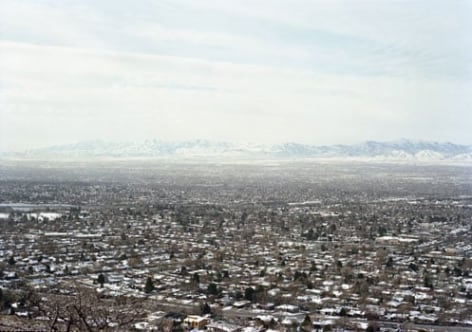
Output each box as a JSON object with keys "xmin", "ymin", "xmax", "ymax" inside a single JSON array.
[{"xmin": 4, "ymin": 139, "xmax": 472, "ymax": 163}]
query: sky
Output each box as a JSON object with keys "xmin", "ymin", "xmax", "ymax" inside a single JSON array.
[{"xmin": 0, "ymin": 0, "xmax": 471, "ymax": 151}]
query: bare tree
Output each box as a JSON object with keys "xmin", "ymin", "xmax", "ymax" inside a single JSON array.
[{"xmin": 41, "ymin": 285, "xmax": 145, "ymax": 331}]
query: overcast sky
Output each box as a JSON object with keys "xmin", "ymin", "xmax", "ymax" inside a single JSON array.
[{"xmin": 1, "ymin": 0, "xmax": 471, "ymax": 151}]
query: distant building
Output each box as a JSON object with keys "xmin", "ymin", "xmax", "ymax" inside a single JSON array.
[
  {"xmin": 207, "ymin": 321, "xmax": 242, "ymax": 332},
  {"xmin": 184, "ymin": 315, "xmax": 209, "ymax": 330}
]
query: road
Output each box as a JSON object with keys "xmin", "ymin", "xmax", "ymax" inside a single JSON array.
[{"xmin": 149, "ymin": 298, "xmax": 472, "ymax": 332}]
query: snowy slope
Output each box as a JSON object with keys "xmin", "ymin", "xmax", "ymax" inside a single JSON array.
[{"xmin": 5, "ymin": 139, "xmax": 472, "ymax": 162}]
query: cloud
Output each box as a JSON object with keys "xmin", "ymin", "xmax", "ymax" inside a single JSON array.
[
  {"xmin": 0, "ymin": 0, "xmax": 471, "ymax": 150},
  {"xmin": 162, "ymin": 0, "xmax": 472, "ymax": 80},
  {"xmin": 0, "ymin": 1, "xmax": 107, "ymax": 48},
  {"xmin": 1, "ymin": 39, "xmax": 470, "ymax": 151}
]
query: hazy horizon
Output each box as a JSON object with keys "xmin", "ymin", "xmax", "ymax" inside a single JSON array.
[
  {"xmin": 1, "ymin": 0, "xmax": 471, "ymax": 151},
  {"xmin": 2, "ymin": 137, "xmax": 472, "ymax": 155}
]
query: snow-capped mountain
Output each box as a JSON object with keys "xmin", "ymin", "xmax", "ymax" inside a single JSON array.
[{"xmin": 5, "ymin": 139, "xmax": 472, "ymax": 163}]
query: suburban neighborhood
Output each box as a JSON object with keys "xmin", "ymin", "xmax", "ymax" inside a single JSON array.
[{"xmin": 0, "ymin": 162, "xmax": 471, "ymax": 331}]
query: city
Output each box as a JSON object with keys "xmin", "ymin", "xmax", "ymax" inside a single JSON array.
[
  {"xmin": 1, "ymin": 0, "xmax": 471, "ymax": 330},
  {"xmin": 1, "ymin": 161, "xmax": 471, "ymax": 331}
]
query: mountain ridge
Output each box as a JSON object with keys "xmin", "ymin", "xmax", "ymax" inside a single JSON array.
[{"xmin": 3, "ymin": 139, "xmax": 472, "ymax": 163}]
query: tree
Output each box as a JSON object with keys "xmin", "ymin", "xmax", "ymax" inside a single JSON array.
[
  {"xmin": 300, "ymin": 314, "xmax": 312, "ymax": 332},
  {"xmin": 97, "ymin": 273, "xmax": 106, "ymax": 288},
  {"xmin": 201, "ymin": 302, "xmax": 212, "ymax": 315},
  {"xmin": 366, "ymin": 323, "xmax": 378, "ymax": 332},
  {"xmin": 207, "ymin": 283, "xmax": 218, "ymax": 295},
  {"xmin": 144, "ymin": 276, "xmax": 154, "ymax": 294},
  {"xmin": 323, "ymin": 325, "xmax": 332, "ymax": 331},
  {"xmin": 378, "ymin": 226, "xmax": 387, "ymax": 236},
  {"xmin": 423, "ymin": 274, "xmax": 433, "ymax": 289},
  {"xmin": 8, "ymin": 256, "xmax": 15, "ymax": 266},
  {"xmin": 310, "ymin": 261, "xmax": 317, "ymax": 272},
  {"xmin": 42, "ymin": 285, "xmax": 144, "ymax": 331},
  {"xmin": 408, "ymin": 262, "xmax": 418, "ymax": 272},
  {"xmin": 245, "ymin": 287, "xmax": 255, "ymax": 302},
  {"xmin": 294, "ymin": 270, "xmax": 307, "ymax": 281},
  {"xmin": 0, "ymin": 288, "xmax": 14, "ymax": 312}
]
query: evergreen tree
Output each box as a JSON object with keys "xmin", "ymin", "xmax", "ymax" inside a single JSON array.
[
  {"xmin": 207, "ymin": 283, "xmax": 218, "ymax": 295},
  {"xmin": 97, "ymin": 273, "xmax": 106, "ymax": 288},
  {"xmin": 245, "ymin": 287, "xmax": 255, "ymax": 302},
  {"xmin": 8, "ymin": 256, "xmax": 15, "ymax": 266},
  {"xmin": 144, "ymin": 276, "xmax": 155, "ymax": 293},
  {"xmin": 300, "ymin": 314, "xmax": 312, "ymax": 332},
  {"xmin": 201, "ymin": 302, "xmax": 212, "ymax": 315}
]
